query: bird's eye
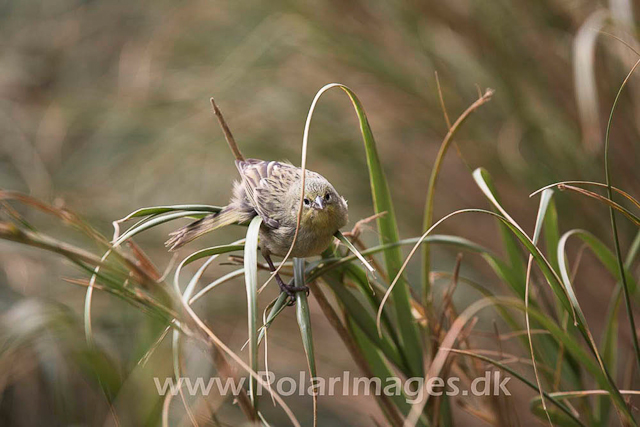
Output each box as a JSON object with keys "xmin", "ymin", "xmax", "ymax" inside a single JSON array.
[
  {"xmin": 303, "ymin": 198, "xmax": 310, "ymax": 206},
  {"xmin": 324, "ymin": 193, "xmax": 331, "ymax": 201}
]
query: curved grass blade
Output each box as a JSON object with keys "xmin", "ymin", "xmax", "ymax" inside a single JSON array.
[
  {"xmin": 557, "ymin": 230, "xmax": 638, "ymax": 297},
  {"xmin": 178, "ymin": 244, "xmax": 245, "ymax": 269},
  {"xmin": 294, "ymin": 258, "xmax": 317, "ymax": 427},
  {"xmin": 189, "ymin": 268, "xmax": 245, "ymax": 305},
  {"xmin": 334, "ymin": 230, "xmax": 374, "ymax": 272},
  {"xmin": 244, "ymin": 216, "xmax": 263, "ymax": 407},
  {"xmin": 117, "ymin": 204, "xmax": 222, "ymax": 221},
  {"xmin": 182, "ymin": 253, "xmax": 222, "ymax": 303},
  {"xmin": 311, "ymin": 234, "xmax": 521, "ymax": 299},
  {"xmin": 84, "ymin": 248, "xmax": 113, "ymax": 347},
  {"xmin": 531, "ymin": 181, "xmax": 640, "ymax": 212},
  {"xmin": 473, "ymin": 169, "xmax": 533, "ymax": 298},
  {"xmin": 112, "ymin": 204, "xmax": 221, "ymax": 239},
  {"xmin": 543, "ymin": 197, "xmax": 561, "ymax": 273},
  {"xmin": 472, "ymin": 170, "xmax": 573, "ymax": 312},
  {"xmin": 524, "ymin": 188, "xmax": 555, "ymax": 425},
  {"xmin": 573, "ymin": 10, "xmax": 607, "ymax": 152},
  {"xmin": 169, "ymin": 238, "xmax": 251, "ymax": 421},
  {"xmin": 329, "ymin": 83, "xmax": 423, "ymax": 377},
  {"xmin": 481, "ymin": 169, "xmax": 527, "ymax": 277},
  {"xmin": 603, "ymin": 54, "xmax": 640, "ymax": 373},
  {"xmin": 556, "ymin": 184, "xmax": 640, "ymax": 227},
  {"xmin": 113, "ymin": 211, "xmax": 211, "ymax": 247}
]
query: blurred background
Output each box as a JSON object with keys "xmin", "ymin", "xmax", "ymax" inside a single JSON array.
[{"xmin": 1, "ymin": 0, "xmax": 639, "ymax": 425}]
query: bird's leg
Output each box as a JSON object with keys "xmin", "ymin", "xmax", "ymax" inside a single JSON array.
[
  {"xmin": 263, "ymin": 253, "xmax": 309, "ymax": 303},
  {"xmin": 264, "ymin": 253, "xmax": 292, "ymax": 293}
]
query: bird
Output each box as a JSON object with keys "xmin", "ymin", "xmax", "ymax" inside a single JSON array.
[{"xmin": 166, "ymin": 99, "xmax": 348, "ymax": 298}]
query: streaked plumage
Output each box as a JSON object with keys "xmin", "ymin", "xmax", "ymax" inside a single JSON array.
[{"xmin": 166, "ymin": 159, "xmax": 348, "ymax": 259}]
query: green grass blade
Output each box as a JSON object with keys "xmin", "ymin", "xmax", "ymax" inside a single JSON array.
[
  {"xmin": 410, "ymin": 294, "xmax": 632, "ymax": 425},
  {"xmin": 179, "ymin": 244, "xmax": 245, "ymax": 268},
  {"xmin": 558, "ymin": 230, "xmax": 638, "ymax": 297},
  {"xmin": 85, "ymin": 248, "xmax": 113, "ymax": 347},
  {"xmin": 604, "ymin": 55, "xmax": 640, "ymax": 374},
  {"xmin": 311, "ymin": 234, "xmax": 523, "ymax": 300},
  {"xmin": 244, "ymin": 216, "xmax": 262, "ymax": 407},
  {"xmin": 334, "ymin": 231, "xmax": 374, "ymax": 272},
  {"xmin": 113, "ymin": 211, "xmax": 210, "ymax": 247},
  {"xmin": 294, "ymin": 258, "xmax": 317, "ymax": 426},
  {"xmin": 525, "ymin": 188, "xmax": 555, "ymax": 424},
  {"xmin": 472, "ymin": 170, "xmax": 573, "ymax": 311},
  {"xmin": 190, "ymin": 268, "xmax": 245, "ymax": 305},
  {"xmin": 474, "ymin": 168, "xmax": 526, "ymax": 286},
  {"xmin": 295, "ymin": 83, "xmax": 422, "ymax": 376},
  {"xmin": 172, "ymin": 242, "xmax": 245, "ymax": 304},
  {"xmin": 117, "ymin": 204, "xmax": 222, "ymax": 221},
  {"xmin": 532, "ymin": 190, "xmax": 554, "ymax": 244},
  {"xmin": 338, "ymin": 84, "xmax": 423, "ymax": 377},
  {"xmin": 555, "ymin": 233, "xmax": 637, "ymax": 424},
  {"xmin": 543, "ymin": 197, "xmax": 561, "ymax": 273}
]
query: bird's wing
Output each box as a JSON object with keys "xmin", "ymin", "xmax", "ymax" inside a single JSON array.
[{"xmin": 235, "ymin": 159, "xmax": 298, "ymax": 229}]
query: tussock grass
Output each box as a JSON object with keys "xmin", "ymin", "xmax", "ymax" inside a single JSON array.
[{"xmin": 1, "ymin": 7, "xmax": 640, "ymax": 425}]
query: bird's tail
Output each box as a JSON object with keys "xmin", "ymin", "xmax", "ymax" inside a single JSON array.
[{"xmin": 165, "ymin": 207, "xmax": 243, "ymax": 251}]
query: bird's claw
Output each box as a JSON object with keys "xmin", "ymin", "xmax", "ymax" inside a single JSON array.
[
  {"xmin": 286, "ymin": 294, "xmax": 296, "ymax": 306},
  {"xmin": 282, "ymin": 283, "xmax": 310, "ymax": 306}
]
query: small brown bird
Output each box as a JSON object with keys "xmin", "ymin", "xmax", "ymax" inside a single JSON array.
[
  {"xmin": 166, "ymin": 157, "xmax": 348, "ymax": 296},
  {"xmin": 166, "ymin": 159, "xmax": 348, "ymax": 295},
  {"xmin": 166, "ymin": 99, "xmax": 349, "ymax": 297}
]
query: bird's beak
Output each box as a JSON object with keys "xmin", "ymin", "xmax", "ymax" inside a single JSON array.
[{"xmin": 314, "ymin": 196, "xmax": 325, "ymax": 210}]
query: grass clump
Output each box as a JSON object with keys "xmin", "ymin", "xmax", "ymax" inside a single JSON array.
[{"xmin": 1, "ymin": 23, "xmax": 640, "ymax": 427}]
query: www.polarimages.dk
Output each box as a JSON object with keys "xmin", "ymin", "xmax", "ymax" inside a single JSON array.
[{"xmin": 155, "ymin": 371, "xmax": 511, "ymax": 403}]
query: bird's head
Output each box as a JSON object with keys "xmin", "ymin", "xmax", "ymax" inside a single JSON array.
[{"xmin": 294, "ymin": 176, "xmax": 348, "ymax": 230}]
